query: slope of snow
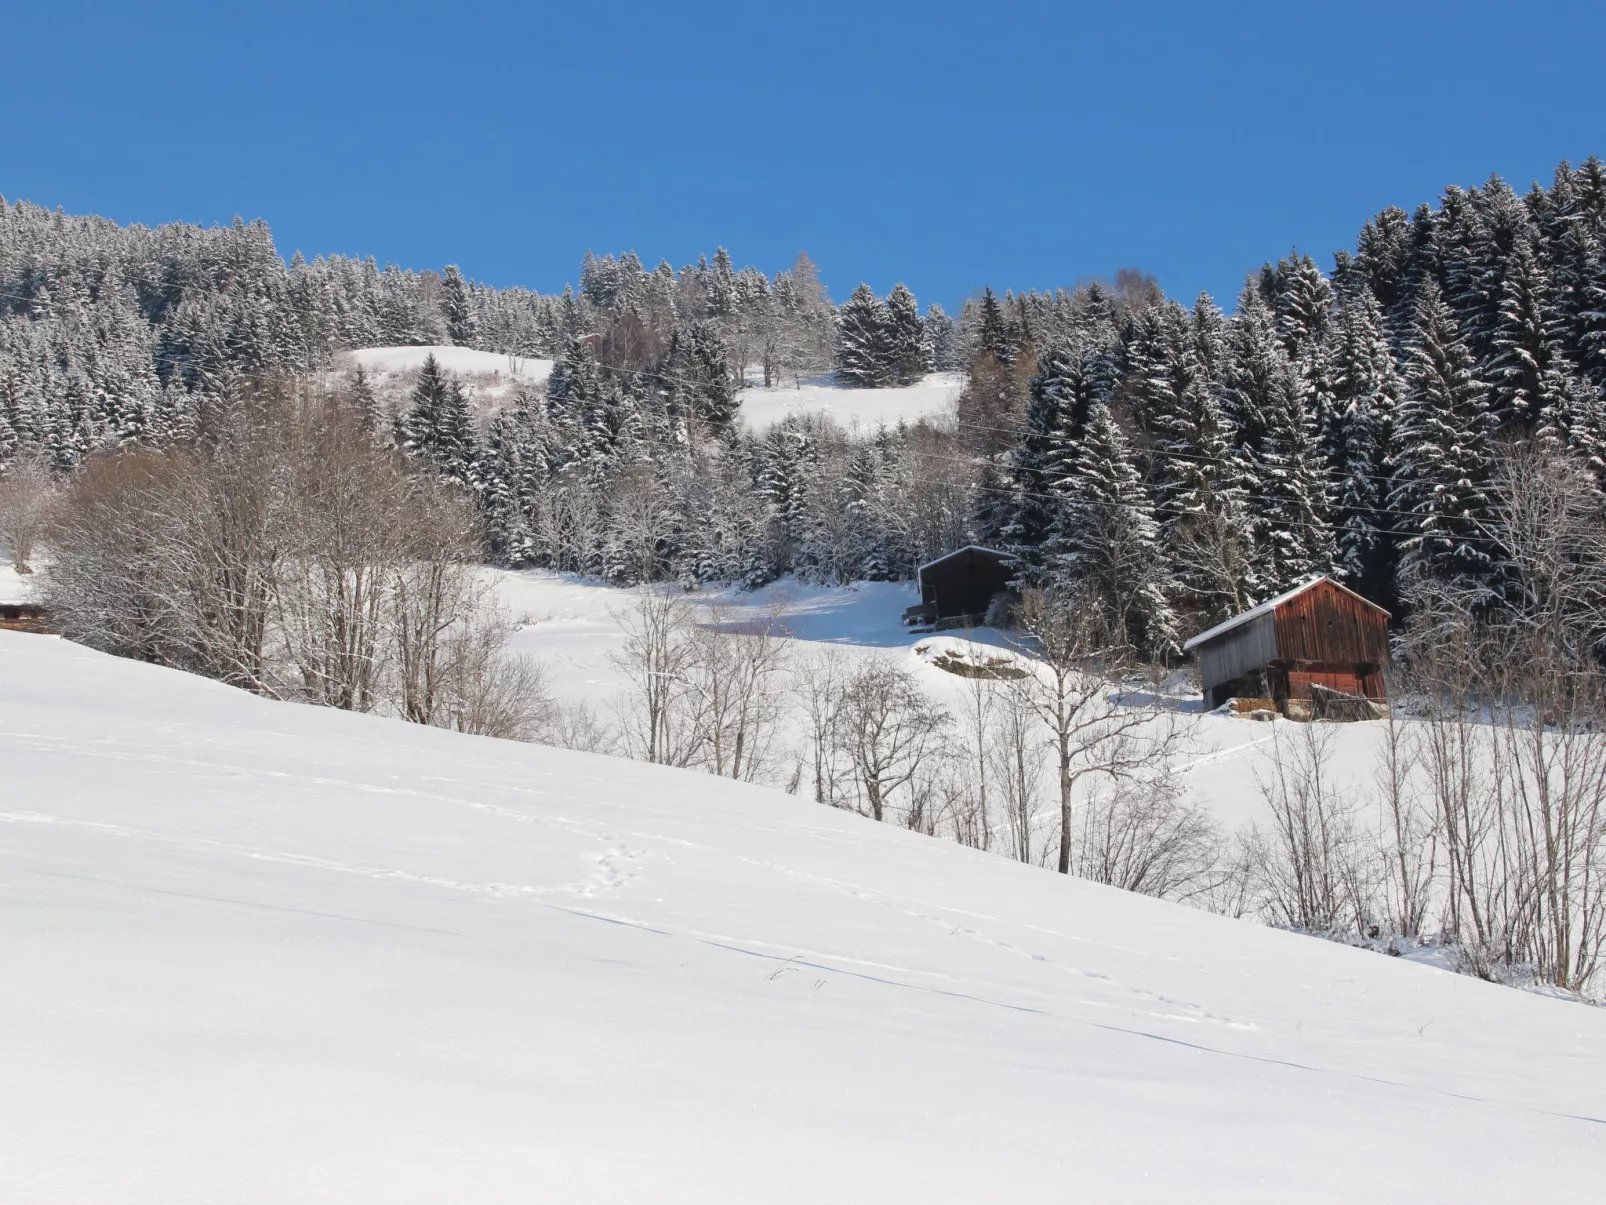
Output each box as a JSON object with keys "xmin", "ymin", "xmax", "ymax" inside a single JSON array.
[
  {"xmin": 3, "ymin": 629, "xmax": 1603, "ymax": 1202},
  {"xmin": 492, "ymin": 570, "xmax": 1368, "ymax": 832},
  {"xmin": 737, "ymin": 371, "xmax": 963, "ymax": 430},
  {"xmin": 332, "ymin": 345, "xmax": 554, "ymax": 406},
  {"xmin": 330, "ymin": 352, "xmax": 957, "ymax": 430},
  {"xmin": 0, "ymin": 549, "xmax": 36, "ymax": 604}
]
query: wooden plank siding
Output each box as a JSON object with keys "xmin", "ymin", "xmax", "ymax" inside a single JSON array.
[
  {"xmin": 1195, "ymin": 612, "xmax": 1279, "ymax": 703},
  {"xmin": 917, "ymin": 547, "xmax": 1016, "ymax": 624},
  {"xmin": 1270, "ymin": 581, "xmax": 1390, "ymax": 670},
  {"xmin": 1191, "ymin": 578, "xmax": 1390, "ymax": 710}
]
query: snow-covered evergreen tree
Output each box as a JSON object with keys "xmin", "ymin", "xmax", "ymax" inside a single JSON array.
[
  {"xmin": 1045, "ymin": 402, "xmax": 1177, "ymax": 654},
  {"xmin": 884, "ymin": 283, "xmax": 931, "ymax": 385},
  {"xmin": 1328, "ymin": 289, "xmax": 1401, "ymax": 592},
  {"xmin": 401, "ymin": 354, "xmax": 480, "ymax": 490},
  {"xmin": 1256, "ymin": 359, "xmax": 1334, "ymax": 593},
  {"xmin": 441, "ymin": 265, "xmax": 477, "ymax": 347},
  {"xmin": 1388, "ymin": 282, "xmax": 1493, "ymax": 586},
  {"xmin": 836, "ymin": 283, "xmax": 891, "ymax": 387},
  {"xmin": 924, "ymin": 303, "xmax": 957, "ymax": 371},
  {"xmin": 1484, "ymin": 230, "xmax": 1565, "ymax": 431}
]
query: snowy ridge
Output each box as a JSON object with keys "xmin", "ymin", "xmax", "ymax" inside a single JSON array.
[
  {"xmin": 2, "ymin": 628, "xmax": 1603, "ymax": 1202},
  {"xmin": 736, "ymin": 370, "xmax": 963, "ymax": 430},
  {"xmin": 332, "ymin": 345, "xmax": 554, "ymax": 406}
]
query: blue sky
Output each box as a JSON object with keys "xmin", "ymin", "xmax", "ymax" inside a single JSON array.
[{"xmin": 4, "ymin": 1, "xmax": 1603, "ymax": 312}]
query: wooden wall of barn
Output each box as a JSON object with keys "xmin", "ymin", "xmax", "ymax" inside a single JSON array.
[
  {"xmin": 1271, "ymin": 581, "xmax": 1389, "ymax": 675},
  {"xmin": 1196, "ymin": 613, "xmax": 1279, "ymax": 700}
]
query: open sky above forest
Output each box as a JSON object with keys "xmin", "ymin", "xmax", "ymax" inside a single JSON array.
[{"xmin": 6, "ymin": 1, "xmax": 1606, "ymax": 310}]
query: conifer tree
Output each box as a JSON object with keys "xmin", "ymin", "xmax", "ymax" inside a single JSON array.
[
  {"xmin": 1388, "ymin": 282, "xmax": 1493, "ymax": 586},
  {"xmin": 1329, "ymin": 290, "xmax": 1401, "ymax": 592},
  {"xmin": 1221, "ymin": 284, "xmax": 1284, "ymax": 451},
  {"xmin": 1485, "ymin": 231, "xmax": 1564, "ymax": 430},
  {"xmin": 1256, "ymin": 359, "xmax": 1334, "ymax": 593},
  {"xmin": 441, "ymin": 265, "xmax": 476, "ymax": 347},
  {"xmin": 884, "ymin": 283, "xmax": 931, "ymax": 385},
  {"xmin": 1160, "ymin": 375, "xmax": 1257, "ymax": 620},
  {"xmin": 836, "ymin": 283, "xmax": 890, "ymax": 386},
  {"xmin": 672, "ymin": 320, "xmax": 738, "ymax": 430},
  {"xmin": 1003, "ymin": 341, "xmax": 1100, "ymax": 558},
  {"xmin": 1270, "ymin": 253, "xmax": 1335, "ymax": 362},
  {"xmin": 1045, "ymin": 402, "xmax": 1177, "ymax": 654},
  {"xmin": 402, "ymin": 354, "xmax": 480, "ymax": 490},
  {"xmin": 348, "ymin": 364, "xmax": 387, "ymax": 441},
  {"xmin": 976, "ymin": 286, "xmax": 1013, "ymax": 365},
  {"xmin": 924, "ymin": 304, "xmax": 957, "ymax": 371}
]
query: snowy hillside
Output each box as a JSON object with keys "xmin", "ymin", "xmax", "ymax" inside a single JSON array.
[
  {"xmin": 737, "ymin": 370, "xmax": 963, "ymax": 430},
  {"xmin": 0, "ymin": 550, "xmax": 35, "ymax": 605},
  {"xmin": 3, "ymin": 629, "xmax": 1602, "ymax": 1202},
  {"xmin": 331, "ymin": 345, "xmax": 554, "ymax": 409},
  {"xmin": 492, "ymin": 570, "xmax": 1370, "ymax": 832},
  {"xmin": 325, "ymin": 349, "xmax": 958, "ymax": 433}
]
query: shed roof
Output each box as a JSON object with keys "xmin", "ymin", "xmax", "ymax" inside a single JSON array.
[
  {"xmin": 915, "ymin": 545, "xmax": 1017, "ymax": 576},
  {"xmin": 1181, "ymin": 576, "xmax": 1389, "ymax": 652}
]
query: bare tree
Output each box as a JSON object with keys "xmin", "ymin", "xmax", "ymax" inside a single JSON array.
[
  {"xmin": 610, "ymin": 587, "xmax": 697, "ymax": 765},
  {"xmin": 1011, "ymin": 586, "xmax": 1180, "ymax": 874},
  {"xmin": 680, "ymin": 601, "xmax": 792, "ymax": 782},
  {"xmin": 47, "ymin": 398, "xmax": 289, "ymax": 692},
  {"xmin": 991, "ymin": 677, "xmax": 1046, "ymax": 865},
  {"xmin": 1372, "ymin": 713, "xmax": 1438, "ymax": 939},
  {"xmin": 834, "ymin": 655, "xmax": 950, "ymax": 823},
  {"xmin": 796, "ymin": 644, "xmax": 852, "ymax": 804},
  {"xmin": 1076, "ymin": 778, "xmax": 1228, "ymax": 902},
  {"xmin": 44, "ymin": 380, "xmax": 556, "ymax": 742},
  {"xmin": 272, "ymin": 394, "xmax": 413, "ymax": 710},
  {"xmin": 0, "ymin": 455, "xmax": 56, "ymax": 575},
  {"xmin": 1246, "ymin": 722, "xmax": 1376, "ymax": 934}
]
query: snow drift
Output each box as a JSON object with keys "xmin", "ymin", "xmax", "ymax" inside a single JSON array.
[{"xmin": 1, "ymin": 629, "xmax": 1602, "ymax": 1203}]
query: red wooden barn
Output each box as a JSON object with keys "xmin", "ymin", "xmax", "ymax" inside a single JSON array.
[{"xmin": 1183, "ymin": 577, "xmax": 1390, "ymax": 712}]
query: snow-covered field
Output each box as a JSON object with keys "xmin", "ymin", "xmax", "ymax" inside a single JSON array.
[
  {"xmin": 0, "ymin": 551, "xmax": 33, "ymax": 604},
  {"xmin": 492, "ymin": 570, "xmax": 1369, "ymax": 832},
  {"xmin": 331, "ymin": 345, "xmax": 554, "ymax": 408},
  {"xmin": 3, "ymin": 627, "xmax": 1603, "ymax": 1203},
  {"xmin": 326, "ymin": 347, "xmax": 959, "ymax": 433},
  {"xmin": 736, "ymin": 370, "xmax": 963, "ymax": 430}
]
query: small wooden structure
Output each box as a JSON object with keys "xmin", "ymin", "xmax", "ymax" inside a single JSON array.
[
  {"xmin": 1183, "ymin": 577, "xmax": 1389, "ymax": 714},
  {"xmin": 0, "ymin": 602, "xmax": 52, "ymax": 634},
  {"xmin": 902, "ymin": 546, "xmax": 1017, "ymax": 629}
]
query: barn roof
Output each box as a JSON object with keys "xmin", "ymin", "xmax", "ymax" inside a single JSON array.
[
  {"xmin": 915, "ymin": 545, "xmax": 1017, "ymax": 575},
  {"xmin": 1181, "ymin": 576, "xmax": 1389, "ymax": 652}
]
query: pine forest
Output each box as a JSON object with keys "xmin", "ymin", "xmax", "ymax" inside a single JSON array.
[{"xmin": 6, "ymin": 159, "xmax": 1606, "ymax": 648}]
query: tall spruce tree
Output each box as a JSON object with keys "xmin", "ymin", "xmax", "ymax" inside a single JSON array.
[
  {"xmin": 884, "ymin": 283, "xmax": 931, "ymax": 385},
  {"xmin": 836, "ymin": 283, "xmax": 891, "ymax": 386},
  {"xmin": 441, "ymin": 265, "xmax": 476, "ymax": 346},
  {"xmin": 1388, "ymin": 282, "xmax": 1493, "ymax": 586},
  {"xmin": 1329, "ymin": 289, "xmax": 1402, "ymax": 595},
  {"xmin": 1003, "ymin": 340, "xmax": 1102, "ymax": 560},
  {"xmin": 1484, "ymin": 230, "xmax": 1564, "ymax": 431},
  {"xmin": 1256, "ymin": 359, "xmax": 1334, "ymax": 593},
  {"xmin": 672, "ymin": 320, "xmax": 738, "ymax": 430},
  {"xmin": 1045, "ymin": 402, "xmax": 1177, "ymax": 654},
  {"xmin": 925, "ymin": 303, "xmax": 957, "ymax": 371},
  {"xmin": 402, "ymin": 356, "xmax": 479, "ymax": 490}
]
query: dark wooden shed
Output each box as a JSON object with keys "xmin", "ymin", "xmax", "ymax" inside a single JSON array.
[
  {"xmin": 0, "ymin": 602, "xmax": 51, "ymax": 634},
  {"xmin": 902, "ymin": 546, "xmax": 1017, "ymax": 628},
  {"xmin": 1183, "ymin": 577, "xmax": 1390, "ymax": 712}
]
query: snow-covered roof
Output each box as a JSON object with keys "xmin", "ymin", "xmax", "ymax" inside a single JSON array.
[
  {"xmin": 915, "ymin": 545, "xmax": 1017, "ymax": 576},
  {"xmin": 1181, "ymin": 576, "xmax": 1388, "ymax": 652}
]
